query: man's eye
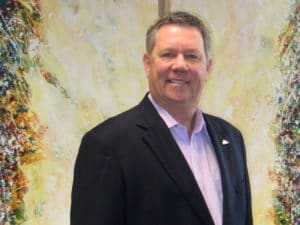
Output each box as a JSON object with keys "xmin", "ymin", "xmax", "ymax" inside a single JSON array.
[
  {"xmin": 160, "ymin": 53, "xmax": 175, "ymax": 58},
  {"xmin": 185, "ymin": 54, "xmax": 200, "ymax": 61}
]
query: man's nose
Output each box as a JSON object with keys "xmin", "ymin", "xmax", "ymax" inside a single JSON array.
[{"xmin": 172, "ymin": 55, "xmax": 189, "ymax": 72}]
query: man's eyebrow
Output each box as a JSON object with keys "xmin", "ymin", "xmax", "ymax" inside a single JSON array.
[
  {"xmin": 159, "ymin": 48, "xmax": 176, "ymax": 52},
  {"xmin": 184, "ymin": 49, "xmax": 201, "ymax": 53}
]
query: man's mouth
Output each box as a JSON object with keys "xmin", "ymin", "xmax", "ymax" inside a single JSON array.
[{"xmin": 168, "ymin": 79, "xmax": 189, "ymax": 84}]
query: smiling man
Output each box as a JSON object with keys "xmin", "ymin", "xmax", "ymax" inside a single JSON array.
[
  {"xmin": 71, "ymin": 12, "xmax": 253, "ymax": 225},
  {"xmin": 143, "ymin": 23, "xmax": 212, "ymax": 136}
]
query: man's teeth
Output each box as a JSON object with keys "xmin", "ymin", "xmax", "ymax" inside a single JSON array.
[{"xmin": 169, "ymin": 79, "xmax": 188, "ymax": 84}]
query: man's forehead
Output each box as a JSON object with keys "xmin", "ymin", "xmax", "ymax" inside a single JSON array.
[
  {"xmin": 158, "ymin": 47, "xmax": 201, "ymax": 53},
  {"xmin": 154, "ymin": 26, "xmax": 204, "ymax": 49}
]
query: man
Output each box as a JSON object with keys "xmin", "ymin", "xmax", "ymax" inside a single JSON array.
[{"xmin": 71, "ymin": 11, "xmax": 253, "ymax": 225}]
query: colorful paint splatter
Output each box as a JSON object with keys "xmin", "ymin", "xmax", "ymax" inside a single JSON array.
[
  {"xmin": 273, "ymin": 1, "xmax": 300, "ymax": 225},
  {"xmin": 0, "ymin": 0, "xmax": 44, "ymax": 224},
  {"xmin": 0, "ymin": 0, "xmax": 72, "ymax": 223}
]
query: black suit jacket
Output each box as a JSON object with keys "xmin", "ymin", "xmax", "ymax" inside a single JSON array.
[{"xmin": 71, "ymin": 95, "xmax": 253, "ymax": 225}]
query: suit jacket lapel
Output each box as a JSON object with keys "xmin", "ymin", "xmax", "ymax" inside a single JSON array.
[
  {"xmin": 136, "ymin": 96, "xmax": 214, "ymax": 225},
  {"xmin": 204, "ymin": 114, "xmax": 234, "ymax": 225}
]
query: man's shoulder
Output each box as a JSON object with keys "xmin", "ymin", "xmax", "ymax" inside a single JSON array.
[{"xmin": 87, "ymin": 104, "xmax": 141, "ymax": 136}]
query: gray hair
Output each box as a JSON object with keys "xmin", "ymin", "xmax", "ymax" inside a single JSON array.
[{"xmin": 146, "ymin": 11, "xmax": 212, "ymax": 59}]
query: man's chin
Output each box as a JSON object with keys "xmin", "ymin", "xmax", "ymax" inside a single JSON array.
[{"xmin": 165, "ymin": 95, "xmax": 191, "ymax": 104}]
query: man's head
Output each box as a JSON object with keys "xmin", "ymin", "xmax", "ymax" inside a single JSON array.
[
  {"xmin": 143, "ymin": 11, "xmax": 213, "ymax": 112},
  {"xmin": 146, "ymin": 11, "xmax": 212, "ymax": 60}
]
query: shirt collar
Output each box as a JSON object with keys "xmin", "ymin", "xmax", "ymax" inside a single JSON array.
[{"xmin": 148, "ymin": 93, "xmax": 206, "ymax": 133}]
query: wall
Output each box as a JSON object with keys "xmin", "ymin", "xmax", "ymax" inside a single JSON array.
[{"xmin": 0, "ymin": 1, "xmax": 297, "ymax": 225}]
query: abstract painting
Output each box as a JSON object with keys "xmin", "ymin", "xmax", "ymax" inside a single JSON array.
[{"xmin": 0, "ymin": 0, "xmax": 298, "ymax": 224}]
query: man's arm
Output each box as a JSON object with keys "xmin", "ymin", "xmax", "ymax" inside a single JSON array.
[
  {"xmin": 240, "ymin": 134, "xmax": 253, "ymax": 225},
  {"xmin": 71, "ymin": 133, "xmax": 125, "ymax": 225}
]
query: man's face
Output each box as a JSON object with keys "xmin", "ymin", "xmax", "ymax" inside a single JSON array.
[{"xmin": 143, "ymin": 25, "xmax": 212, "ymax": 110}]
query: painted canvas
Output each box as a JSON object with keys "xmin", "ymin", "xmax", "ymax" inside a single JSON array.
[{"xmin": 0, "ymin": 0, "xmax": 298, "ymax": 225}]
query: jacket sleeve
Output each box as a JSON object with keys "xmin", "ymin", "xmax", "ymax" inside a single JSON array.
[
  {"xmin": 71, "ymin": 133, "xmax": 125, "ymax": 225},
  {"xmin": 240, "ymin": 133, "xmax": 253, "ymax": 225}
]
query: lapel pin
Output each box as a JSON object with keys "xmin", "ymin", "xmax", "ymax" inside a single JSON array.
[{"xmin": 222, "ymin": 139, "xmax": 230, "ymax": 145}]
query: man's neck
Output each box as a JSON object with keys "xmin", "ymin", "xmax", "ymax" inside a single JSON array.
[
  {"xmin": 152, "ymin": 96, "xmax": 198, "ymax": 136},
  {"xmin": 165, "ymin": 104, "xmax": 197, "ymax": 137}
]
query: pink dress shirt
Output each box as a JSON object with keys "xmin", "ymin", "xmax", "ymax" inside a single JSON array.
[{"xmin": 148, "ymin": 94, "xmax": 223, "ymax": 225}]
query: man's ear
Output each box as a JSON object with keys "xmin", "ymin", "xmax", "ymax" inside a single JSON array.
[
  {"xmin": 143, "ymin": 53, "xmax": 150, "ymax": 76},
  {"xmin": 204, "ymin": 59, "xmax": 213, "ymax": 82},
  {"xmin": 206, "ymin": 58, "xmax": 213, "ymax": 74}
]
